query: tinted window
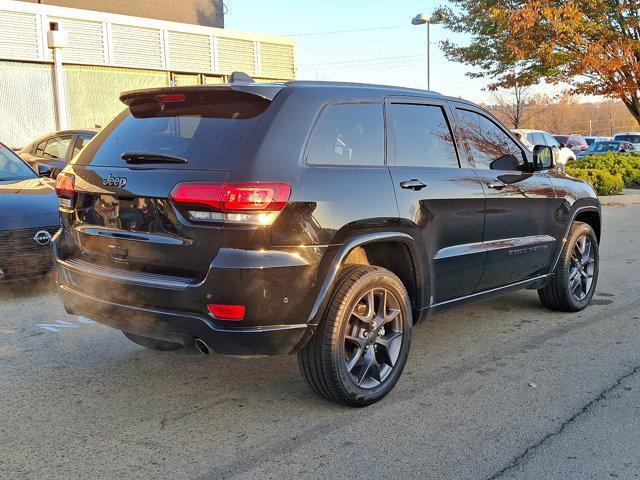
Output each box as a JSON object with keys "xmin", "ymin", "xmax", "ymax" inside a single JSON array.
[
  {"xmin": 72, "ymin": 134, "xmax": 93, "ymax": 158},
  {"xmin": 306, "ymin": 103, "xmax": 384, "ymax": 166},
  {"xmin": 456, "ymin": 109, "xmax": 525, "ymax": 171},
  {"xmin": 43, "ymin": 136, "xmax": 72, "ymax": 160},
  {"xmin": 554, "ymin": 135, "xmax": 569, "ymax": 145},
  {"xmin": 614, "ymin": 134, "xmax": 640, "ymax": 144},
  {"xmin": 78, "ymin": 91, "xmax": 271, "ymax": 169},
  {"xmin": 0, "ymin": 143, "xmax": 36, "ymax": 181},
  {"xmin": 390, "ymin": 104, "xmax": 458, "ymax": 168}
]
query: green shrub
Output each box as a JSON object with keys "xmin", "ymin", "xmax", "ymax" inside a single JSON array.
[
  {"xmin": 566, "ymin": 167, "xmax": 625, "ymax": 195},
  {"xmin": 570, "ymin": 152, "xmax": 640, "ymax": 186}
]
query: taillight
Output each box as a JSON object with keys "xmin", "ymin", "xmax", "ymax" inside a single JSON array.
[
  {"xmin": 580, "ymin": 145, "xmax": 588, "ymax": 151},
  {"xmin": 169, "ymin": 182, "xmax": 291, "ymax": 225},
  {"xmin": 55, "ymin": 173, "xmax": 76, "ymax": 208},
  {"xmin": 207, "ymin": 304, "xmax": 245, "ymax": 320},
  {"xmin": 156, "ymin": 93, "xmax": 186, "ymax": 103}
]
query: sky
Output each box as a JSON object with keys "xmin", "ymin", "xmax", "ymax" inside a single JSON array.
[{"xmin": 223, "ymin": 0, "xmax": 568, "ymax": 103}]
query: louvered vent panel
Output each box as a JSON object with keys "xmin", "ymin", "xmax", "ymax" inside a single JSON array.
[
  {"xmin": 45, "ymin": 17, "xmax": 105, "ymax": 64},
  {"xmin": 167, "ymin": 31, "xmax": 212, "ymax": 72},
  {"xmin": 259, "ymin": 42, "xmax": 295, "ymax": 79},
  {"xmin": 111, "ymin": 24, "xmax": 163, "ymax": 69},
  {"xmin": 0, "ymin": 10, "xmax": 40, "ymax": 60},
  {"xmin": 216, "ymin": 37, "xmax": 255, "ymax": 75}
]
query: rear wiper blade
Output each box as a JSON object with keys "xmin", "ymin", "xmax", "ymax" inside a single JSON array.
[{"xmin": 121, "ymin": 152, "xmax": 187, "ymax": 164}]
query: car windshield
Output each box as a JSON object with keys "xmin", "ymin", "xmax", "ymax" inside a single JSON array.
[
  {"xmin": 614, "ymin": 134, "xmax": 640, "ymax": 144},
  {"xmin": 0, "ymin": 143, "xmax": 36, "ymax": 181},
  {"xmin": 587, "ymin": 142, "xmax": 620, "ymax": 153}
]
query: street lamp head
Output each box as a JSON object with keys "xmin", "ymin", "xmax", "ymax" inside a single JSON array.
[{"xmin": 411, "ymin": 13, "xmax": 430, "ymax": 25}]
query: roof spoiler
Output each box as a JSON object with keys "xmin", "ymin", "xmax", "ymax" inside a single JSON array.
[{"xmin": 120, "ymin": 75, "xmax": 285, "ymax": 105}]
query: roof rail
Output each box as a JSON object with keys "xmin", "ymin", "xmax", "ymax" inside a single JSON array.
[{"xmin": 229, "ymin": 71, "xmax": 255, "ymax": 84}]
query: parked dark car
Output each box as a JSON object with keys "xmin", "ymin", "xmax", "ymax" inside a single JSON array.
[
  {"xmin": 577, "ymin": 140, "xmax": 637, "ymax": 158},
  {"xmin": 53, "ymin": 79, "xmax": 601, "ymax": 406},
  {"xmin": 17, "ymin": 129, "xmax": 97, "ymax": 178},
  {"xmin": 0, "ymin": 141, "xmax": 60, "ymax": 282}
]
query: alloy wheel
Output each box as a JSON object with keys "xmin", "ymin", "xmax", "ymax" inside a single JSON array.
[
  {"xmin": 569, "ymin": 234, "xmax": 596, "ymax": 301},
  {"xmin": 343, "ymin": 288, "xmax": 404, "ymax": 389}
]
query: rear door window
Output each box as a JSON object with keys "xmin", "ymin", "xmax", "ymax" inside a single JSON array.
[
  {"xmin": 77, "ymin": 91, "xmax": 271, "ymax": 169},
  {"xmin": 455, "ymin": 109, "xmax": 526, "ymax": 171},
  {"xmin": 530, "ymin": 132, "xmax": 545, "ymax": 145},
  {"xmin": 389, "ymin": 103, "xmax": 459, "ymax": 168},
  {"xmin": 43, "ymin": 136, "xmax": 73, "ymax": 161},
  {"xmin": 305, "ymin": 103, "xmax": 384, "ymax": 166},
  {"xmin": 72, "ymin": 134, "xmax": 93, "ymax": 158},
  {"xmin": 542, "ymin": 132, "xmax": 559, "ymax": 147}
]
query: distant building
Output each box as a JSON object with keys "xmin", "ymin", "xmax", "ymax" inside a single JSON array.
[
  {"xmin": 16, "ymin": 0, "xmax": 225, "ymax": 28},
  {"xmin": 0, "ymin": 1, "xmax": 295, "ymax": 147}
]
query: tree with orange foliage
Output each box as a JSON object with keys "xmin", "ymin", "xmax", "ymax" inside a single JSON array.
[{"xmin": 436, "ymin": 1, "xmax": 640, "ymax": 125}]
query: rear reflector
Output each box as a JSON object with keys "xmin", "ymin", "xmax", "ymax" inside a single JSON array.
[
  {"xmin": 170, "ymin": 182, "xmax": 291, "ymax": 225},
  {"xmin": 208, "ymin": 304, "xmax": 246, "ymax": 320},
  {"xmin": 55, "ymin": 173, "xmax": 76, "ymax": 207}
]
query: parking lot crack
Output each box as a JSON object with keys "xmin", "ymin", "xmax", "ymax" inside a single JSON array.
[{"xmin": 487, "ymin": 363, "xmax": 640, "ymax": 480}]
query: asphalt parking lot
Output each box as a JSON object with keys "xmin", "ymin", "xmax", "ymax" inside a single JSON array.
[{"xmin": 1, "ymin": 204, "xmax": 639, "ymax": 480}]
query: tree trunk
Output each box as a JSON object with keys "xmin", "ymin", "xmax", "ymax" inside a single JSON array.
[{"xmin": 621, "ymin": 93, "xmax": 640, "ymax": 127}]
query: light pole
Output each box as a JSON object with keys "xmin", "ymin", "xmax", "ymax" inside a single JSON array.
[
  {"xmin": 47, "ymin": 22, "xmax": 69, "ymax": 130},
  {"xmin": 411, "ymin": 12, "xmax": 444, "ymax": 91}
]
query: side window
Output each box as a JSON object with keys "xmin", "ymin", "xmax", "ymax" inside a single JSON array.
[
  {"xmin": 531, "ymin": 132, "xmax": 545, "ymax": 145},
  {"xmin": 389, "ymin": 103, "xmax": 459, "ymax": 168},
  {"xmin": 456, "ymin": 109, "xmax": 525, "ymax": 171},
  {"xmin": 42, "ymin": 136, "xmax": 72, "ymax": 161},
  {"xmin": 306, "ymin": 103, "xmax": 384, "ymax": 166},
  {"xmin": 542, "ymin": 132, "xmax": 559, "ymax": 148},
  {"xmin": 34, "ymin": 140, "xmax": 47, "ymax": 155},
  {"xmin": 72, "ymin": 134, "xmax": 93, "ymax": 158}
]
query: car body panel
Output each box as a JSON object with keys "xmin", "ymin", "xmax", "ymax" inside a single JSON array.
[
  {"xmin": 52, "ymin": 81, "xmax": 600, "ymax": 355},
  {"xmin": 1, "ymin": 142, "xmax": 60, "ymax": 281}
]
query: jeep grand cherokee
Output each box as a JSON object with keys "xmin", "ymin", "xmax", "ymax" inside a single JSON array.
[{"xmin": 53, "ymin": 77, "xmax": 601, "ymax": 406}]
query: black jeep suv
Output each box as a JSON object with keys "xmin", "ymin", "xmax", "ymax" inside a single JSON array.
[{"xmin": 53, "ymin": 78, "xmax": 601, "ymax": 406}]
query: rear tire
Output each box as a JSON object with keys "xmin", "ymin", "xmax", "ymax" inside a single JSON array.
[
  {"xmin": 298, "ymin": 265, "xmax": 412, "ymax": 407},
  {"xmin": 122, "ymin": 331, "xmax": 184, "ymax": 351},
  {"xmin": 538, "ymin": 221, "xmax": 599, "ymax": 312}
]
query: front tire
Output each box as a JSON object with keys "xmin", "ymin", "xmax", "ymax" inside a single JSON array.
[
  {"xmin": 122, "ymin": 331, "xmax": 184, "ymax": 351},
  {"xmin": 298, "ymin": 265, "xmax": 412, "ymax": 407},
  {"xmin": 538, "ymin": 221, "xmax": 599, "ymax": 312}
]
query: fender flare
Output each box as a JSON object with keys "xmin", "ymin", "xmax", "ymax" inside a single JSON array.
[
  {"xmin": 549, "ymin": 203, "xmax": 600, "ymax": 272},
  {"xmin": 305, "ymin": 231, "xmax": 424, "ymax": 326}
]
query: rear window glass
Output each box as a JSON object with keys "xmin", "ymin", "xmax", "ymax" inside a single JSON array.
[
  {"xmin": 614, "ymin": 134, "xmax": 640, "ymax": 144},
  {"xmin": 76, "ymin": 91, "xmax": 270, "ymax": 169},
  {"xmin": 305, "ymin": 103, "xmax": 384, "ymax": 166}
]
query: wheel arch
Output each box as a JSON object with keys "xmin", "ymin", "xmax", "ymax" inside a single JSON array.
[
  {"xmin": 306, "ymin": 232, "xmax": 426, "ymax": 327},
  {"xmin": 574, "ymin": 209, "xmax": 601, "ymax": 242}
]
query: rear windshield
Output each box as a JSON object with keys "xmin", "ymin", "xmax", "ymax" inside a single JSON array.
[
  {"xmin": 554, "ymin": 135, "xmax": 569, "ymax": 144},
  {"xmin": 76, "ymin": 91, "xmax": 270, "ymax": 169},
  {"xmin": 614, "ymin": 134, "xmax": 640, "ymax": 144}
]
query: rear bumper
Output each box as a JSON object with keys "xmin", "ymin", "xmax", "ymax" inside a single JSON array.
[{"xmin": 57, "ymin": 282, "xmax": 312, "ymax": 355}]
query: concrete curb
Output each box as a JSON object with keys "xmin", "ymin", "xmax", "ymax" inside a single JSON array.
[{"xmin": 599, "ymin": 189, "xmax": 640, "ymax": 206}]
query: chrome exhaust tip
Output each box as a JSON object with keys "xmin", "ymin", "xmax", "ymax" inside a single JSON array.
[{"xmin": 194, "ymin": 338, "xmax": 211, "ymax": 355}]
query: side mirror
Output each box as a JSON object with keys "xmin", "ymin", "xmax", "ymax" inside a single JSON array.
[
  {"xmin": 533, "ymin": 145, "xmax": 556, "ymax": 170},
  {"xmin": 36, "ymin": 163, "xmax": 53, "ymax": 177}
]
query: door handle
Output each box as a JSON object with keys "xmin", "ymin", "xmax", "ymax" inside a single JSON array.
[
  {"xmin": 400, "ymin": 179, "xmax": 427, "ymax": 191},
  {"xmin": 487, "ymin": 181, "xmax": 506, "ymax": 190}
]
